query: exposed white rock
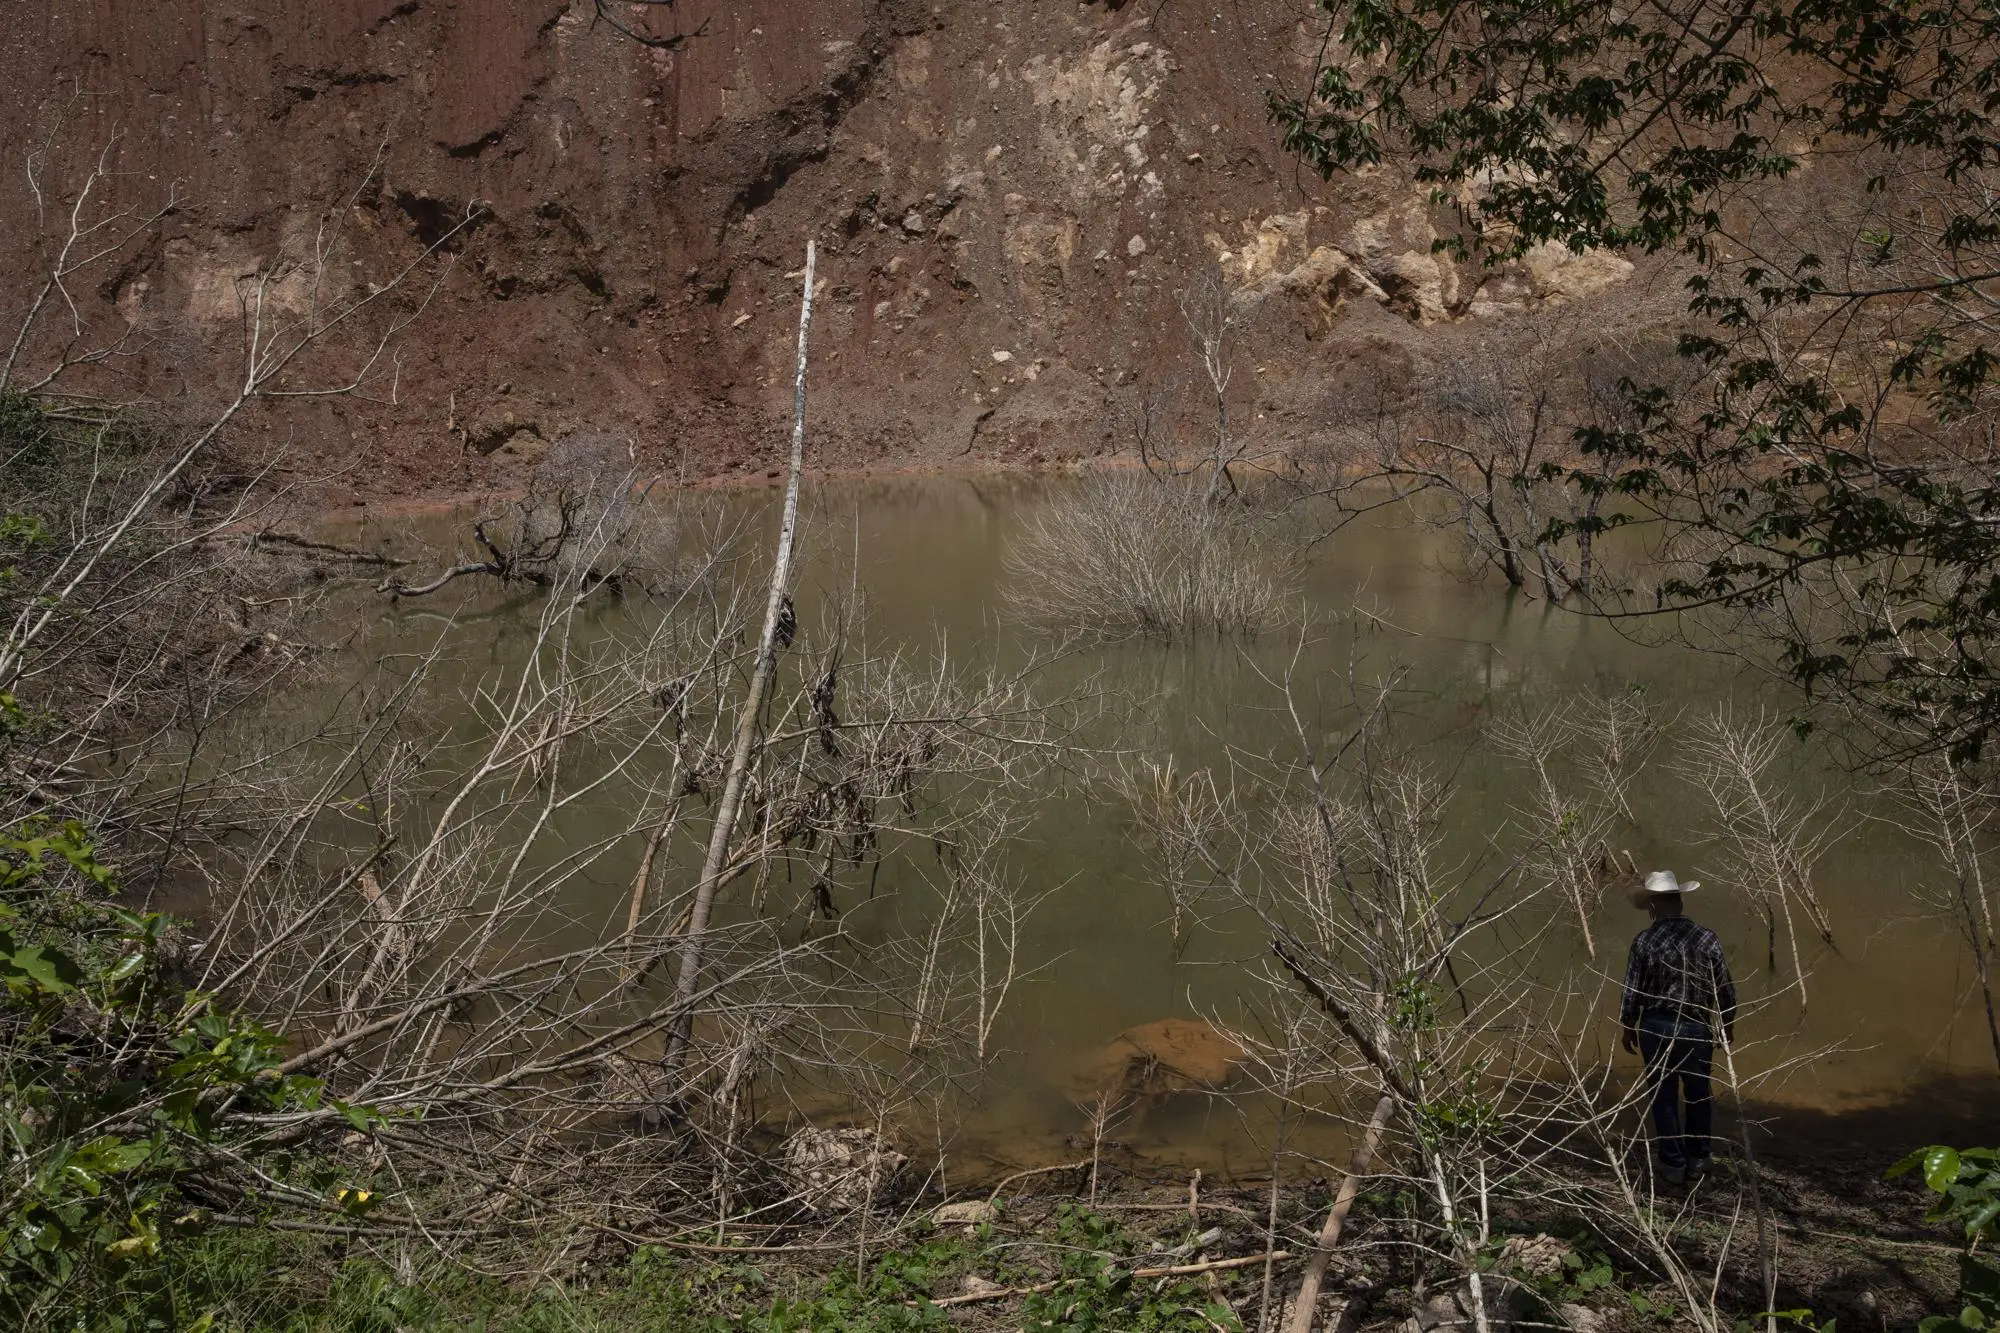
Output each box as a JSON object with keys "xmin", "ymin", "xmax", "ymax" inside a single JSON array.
[
  {"xmin": 1524, "ymin": 240, "xmax": 1634, "ymax": 300},
  {"xmin": 1018, "ymin": 37, "xmax": 1171, "ymax": 205},
  {"xmin": 780, "ymin": 1127, "xmax": 907, "ymax": 1213},
  {"xmin": 932, "ymin": 1199, "xmax": 999, "ymax": 1227},
  {"xmin": 1558, "ymin": 1303, "xmax": 1608, "ymax": 1333}
]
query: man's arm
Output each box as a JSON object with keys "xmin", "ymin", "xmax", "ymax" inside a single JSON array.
[
  {"xmin": 1619, "ymin": 936, "xmax": 1644, "ymax": 1054},
  {"xmin": 1710, "ymin": 934, "xmax": 1738, "ymax": 1045}
]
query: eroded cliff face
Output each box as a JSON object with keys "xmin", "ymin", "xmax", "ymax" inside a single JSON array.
[{"xmin": 0, "ymin": 0, "xmax": 1655, "ymax": 502}]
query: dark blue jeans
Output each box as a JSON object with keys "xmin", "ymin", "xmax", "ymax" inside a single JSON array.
[{"xmin": 1638, "ymin": 1014, "xmax": 1714, "ymax": 1169}]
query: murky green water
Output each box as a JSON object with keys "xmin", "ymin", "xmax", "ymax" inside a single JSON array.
[{"xmin": 322, "ymin": 475, "xmax": 1996, "ymax": 1177}]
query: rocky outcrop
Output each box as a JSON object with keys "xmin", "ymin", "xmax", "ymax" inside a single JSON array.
[{"xmin": 0, "ymin": 1, "xmax": 1659, "ymax": 502}]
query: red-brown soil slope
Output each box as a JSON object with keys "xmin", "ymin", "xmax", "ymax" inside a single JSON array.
[{"xmin": 0, "ymin": 1, "xmax": 1671, "ymax": 505}]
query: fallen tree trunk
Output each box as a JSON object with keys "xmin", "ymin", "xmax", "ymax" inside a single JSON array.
[{"xmin": 1287, "ymin": 1091, "xmax": 1395, "ymax": 1333}]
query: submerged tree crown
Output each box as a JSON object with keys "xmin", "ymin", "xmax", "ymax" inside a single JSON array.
[{"xmin": 1274, "ymin": 0, "xmax": 2000, "ymax": 765}]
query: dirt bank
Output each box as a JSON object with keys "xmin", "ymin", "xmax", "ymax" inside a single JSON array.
[{"xmin": 0, "ymin": 1, "xmax": 1682, "ymax": 509}]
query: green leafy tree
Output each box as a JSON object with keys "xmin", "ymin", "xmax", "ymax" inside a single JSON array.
[
  {"xmin": 1891, "ymin": 1145, "xmax": 2000, "ymax": 1331},
  {"xmin": 0, "ymin": 817, "xmax": 351, "ymax": 1330},
  {"xmin": 1272, "ymin": 0, "xmax": 2000, "ymax": 767}
]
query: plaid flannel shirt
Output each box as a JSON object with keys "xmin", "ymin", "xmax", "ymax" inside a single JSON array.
[{"xmin": 1619, "ymin": 916, "xmax": 1737, "ymax": 1036}]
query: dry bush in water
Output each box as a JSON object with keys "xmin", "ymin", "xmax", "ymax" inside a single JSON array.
[
  {"xmin": 0, "ymin": 121, "xmax": 1076, "ymax": 1273},
  {"xmin": 1488, "ymin": 691, "xmax": 1662, "ymax": 958},
  {"xmin": 1675, "ymin": 708, "xmax": 1840, "ymax": 1007},
  {"xmin": 1004, "ymin": 472, "xmax": 1292, "ymax": 641},
  {"xmin": 1884, "ymin": 746, "xmax": 2000, "ymax": 1070},
  {"xmin": 1293, "ymin": 327, "xmax": 1680, "ymax": 603},
  {"xmin": 1119, "ymin": 663, "xmax": 1816, "ymax": 1333},
  {"xmin": 380, "ymin": 433, "xmax": 708, "ymax": 603},
  {"xmin": 143, "ymin": 501, "xmax": 1074, "ymax": 1256}
]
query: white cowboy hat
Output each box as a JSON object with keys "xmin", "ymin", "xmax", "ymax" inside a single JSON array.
[{"xmin": 1643, "ymin": 869, "xmax": 1699, "ymax": 895}]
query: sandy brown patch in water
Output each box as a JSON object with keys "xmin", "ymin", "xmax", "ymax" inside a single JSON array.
[{"xmin": 1062, "ymin": 1018, "xmax": 1248, "ymax": 1105}]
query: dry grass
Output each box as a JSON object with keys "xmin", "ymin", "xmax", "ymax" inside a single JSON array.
[{"xmin": 1004, "ymin": 473, "xmax": 1292, "ymax": 642}]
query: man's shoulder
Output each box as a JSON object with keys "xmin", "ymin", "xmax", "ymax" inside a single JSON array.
[
  {"xmin": 1634, "ymin": 917, "xmax": 1721, "ymax": 946},
  {"xmin": 1679, "ymin": 918, "xmax": 1726, "ymax": 952}
]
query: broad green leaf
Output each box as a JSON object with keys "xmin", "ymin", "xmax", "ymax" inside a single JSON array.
[
  {"xmin": 5, "ymin": 945, "xmax": 76, "ymax": 993},
  {"xmin": 100, "ymin": 951, "xmax": 144, "ymax": 984},
  {"xmin": 1890, "ymin": 1148, "xmax": 1929, "ymax": 1179},
  {"xmin": 1928, "ymin": 1147, "xmax": 1965, "ymax": 1194}
]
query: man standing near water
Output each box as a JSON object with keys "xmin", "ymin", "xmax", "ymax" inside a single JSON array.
[{"xmin": 1619, "ymin": 870, "xmax": 1737, "ymax": 1185}]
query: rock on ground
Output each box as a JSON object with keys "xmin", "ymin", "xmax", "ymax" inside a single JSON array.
[{"xmin": 780, "ymin": 1126, "xmax": 908, "ymax": 1213}]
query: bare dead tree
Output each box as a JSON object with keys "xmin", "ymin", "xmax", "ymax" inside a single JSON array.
[
  {"xmin": 1115, "ymin": 756, "xmax": 1233, "ymax": 949},
  {"xmin": 1677, "ymin": 709, "xmax": 1840, "ymax": 1007},
  {"xmin": 1131, "ymin": 264, "xmax": 1277, "ymax": 504},
  {"xmin": 900, "ymin": 823, "xmax": 1055, "ymax": 1063},
  {"xmin": 667, "ymin": 241, "xmax": 817, "ymax": 1078},
  {"xmin": 1293, "ymin": 328, "xmax": 1668, "ymax": 602},
  {"xmin": 1183, "ymin": 265, "xmax": 1243, "ymax": 506},
  {"xmin": 1882, "ymin": 747, "xmax": 2000, "ymax": 1070},
  {"xmin": 1489, "ymin": 695, "xmax": 1655, "ymax": 956}
]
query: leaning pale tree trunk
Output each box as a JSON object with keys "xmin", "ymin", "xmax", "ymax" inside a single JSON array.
[
  {"xmin": 1286, "ymin": 1091, "xmax": 1395, "ymax": 1333},
  {"xmin": 663, "ymin": 240, "xmax": 816, "ymax": 1076}
]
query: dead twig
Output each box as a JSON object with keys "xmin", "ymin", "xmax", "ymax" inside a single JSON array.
[{"xmin": 921, "ymin": 1251, "xmax": 1293, "ymax": 1309}]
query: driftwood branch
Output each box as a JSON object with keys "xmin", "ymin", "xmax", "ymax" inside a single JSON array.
[
  {"xmin": 923, "ymin": 1251, "xmax": 1293, "ymax": 1309},
  {"xmin": 248, "ymin": 529, "xmax": 410, "ymax": 567},
  {"xmin": 378, "ymin": 561, "xmax": 504, "ymax": 598},
  {"xmin": 983, "ymin": 1158, "xmax": 1091, "ymax": 1208}
]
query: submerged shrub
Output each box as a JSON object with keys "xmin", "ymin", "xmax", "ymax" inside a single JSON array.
[{"xmin": 1004, "ymin": 473, "xmax": 1290, "ymax": 641}]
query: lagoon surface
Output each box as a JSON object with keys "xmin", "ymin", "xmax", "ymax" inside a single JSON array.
[{"xmin": 316, "ymin": 475, "xmax": 1995, "ymax": 1179}]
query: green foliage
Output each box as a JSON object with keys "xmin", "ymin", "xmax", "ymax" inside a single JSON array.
[
  {"xmin": 725, "ymin": 1239, "xmax": 962, "ymax": 1333},
  {"xmin": 1891, "ymin": 1147, "xmax": 2000, "ymax": 1244},
  {"xmin": 1553, "ymin": 1245, "xmax": 1616, "ymax": 1300},
  {"xmin": 1270, "ymin": 0, "xmax": 2000, "ymax": 263},
  {"xmin": 1389, "ymin": 972, "xmax": 1443, "ymax": 1032},
  {"xmin": 1508, "ymin": 1230, "xmax": 1646, "ymax": 1325},
  {"xmin": 0, "ymin": 818, "xmax": 338, "ymax": 1330},
  {"xmin": 1017, "ymin": 1205, "xmax": 1243, "ymax": 1333},
  {"xmin": 1272, "ymin": 0, "xmax": 2000, "ymax": 765},
  {"xmin": 1741, "ymin": 1312, "xmax": 1838, "ymax": 1333},
  {"xmin": 0, "ymin": 391, "xmax": 147, "ymax": 521},
  {"xmin": 1627, "ymin": 1288, "xmax": 1680, "ymax": 1324},
  {"xmin": 1890, "ymin": 1145, "xmax": 2000, "ymax": 1332}
]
